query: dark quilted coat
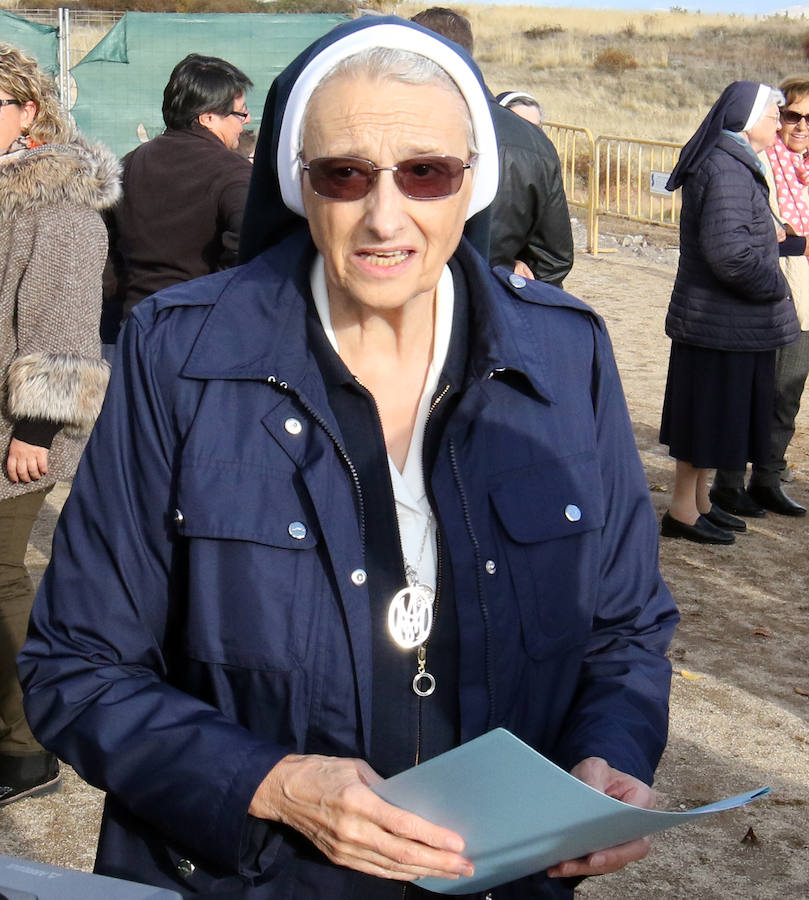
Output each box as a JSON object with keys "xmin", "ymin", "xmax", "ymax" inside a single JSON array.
[{"xmin": 666, "ymin": 133, "xmax": 798, "ymax": 351}]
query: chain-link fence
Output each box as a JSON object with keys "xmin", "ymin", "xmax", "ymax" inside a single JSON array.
[{"xmin": 1, "ymin": 8, "xmax": 348, "ymax": 156}]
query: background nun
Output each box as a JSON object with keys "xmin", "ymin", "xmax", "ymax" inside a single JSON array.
[
  {"xmin": 660, "ymin": 81, "xmax": 800, "ymax": 544},
  {"xmin": 20, "ymin": 17, "xmax": 677, "ymax": 899}
]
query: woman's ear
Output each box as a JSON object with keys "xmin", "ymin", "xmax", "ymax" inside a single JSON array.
[{"xmin": 20, "ymin": 100, "xmax": 37, "ymax": 134}]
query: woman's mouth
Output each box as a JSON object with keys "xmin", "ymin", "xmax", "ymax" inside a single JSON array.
[{"xmin": 356, "ymin": 250, "xmax": 412, "ymax": 267}]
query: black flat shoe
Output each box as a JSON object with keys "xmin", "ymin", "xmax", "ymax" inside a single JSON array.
[
  {"xmin": 661, "ymin": 512, "xmax": 735, "ymax": 545},
  {"xmin": 708, "ymin": 485, "xmax": 766, "ymax": 518},
  {"xmin": 747, "ymin": 484, "xmax": 807, "ymax": 517},
  {"xmin": 704, "ymin": 504, "xmax": 746, "ymax": 533},
  {"xmin": 0, "ymin": 752, "xmax": 61, "ymax": 807}
]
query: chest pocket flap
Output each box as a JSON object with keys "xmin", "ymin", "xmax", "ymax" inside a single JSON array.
[
  {"xmin": 490, "ymin": 451, "xmax": 605, "ymax": 543},
  {"xmin": 488, "ymin": 452, "xmax": 605, "ymax": 654},
  {"xmin": 175, "ymin": 462, "xmax": 319, "ymax": 549}
]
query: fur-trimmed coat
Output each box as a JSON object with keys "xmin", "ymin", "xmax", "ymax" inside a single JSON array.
[{"xmin": 0, "ymin": 137, "xmax": 120, "ymax": 500}]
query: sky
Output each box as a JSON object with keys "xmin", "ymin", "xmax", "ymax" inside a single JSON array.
[{"xmin": 465, "ymin": 0, "xmax": 796, "ymax": 14}]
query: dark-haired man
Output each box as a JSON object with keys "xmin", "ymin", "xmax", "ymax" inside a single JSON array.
[
  {"xmin": 412, "ymin": 7, "xmax": 574, "ymax": 285},
  {"xmin": 103, "ymin": 54, "xmax": 254, "ymax": 342}
]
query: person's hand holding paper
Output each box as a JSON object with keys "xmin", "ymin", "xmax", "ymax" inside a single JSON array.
[{"xmin": 546, "ymin": 757, "xmax": 656, "ymax": 879}]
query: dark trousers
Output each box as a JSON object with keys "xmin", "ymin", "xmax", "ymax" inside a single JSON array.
[
  {"xmin": 0, "ymin": 488, "xmax": 51, "ymax": 755},
  {"xmin": 715, "ymin": 330, "xmax": 809, "ymax": 490}
]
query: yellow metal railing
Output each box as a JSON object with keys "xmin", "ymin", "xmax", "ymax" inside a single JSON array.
[
  {"xmin": 544, "ymin": 122, "xmax": 596, "ymax": 252},
  {"xmin": 546, "ymin": 125, "xmax": 683, "ymax": 256},
  {"xmin": 592, "ymin": 135, "xmax": 682, "ymax": 255}
]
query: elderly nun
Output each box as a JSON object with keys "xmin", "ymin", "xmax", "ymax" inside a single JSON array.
[
  {"xmin": 19, "ymin": 17, "xmax": 677, "ymax": 900},
  {"xmin": 660, "ymin": 81, "xmax": 799, "ymax": 543}
]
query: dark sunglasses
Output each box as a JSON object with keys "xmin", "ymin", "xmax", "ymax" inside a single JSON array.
[
  {"xmin": 780, "ymin": 109, "xmax": 809, "ymax": 126},
  {"xmin": 300, "ymin": 154, "xmax": 475, "ymax": 201},
  {"xmin": 0, "ymin": 99, "xmax": 21, "ymax": 108}
]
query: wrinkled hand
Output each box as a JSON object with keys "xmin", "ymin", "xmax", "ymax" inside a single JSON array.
[
  {"xmin": 546, "ymin": 757, "xmax": 656, "ymax": 879},
  {"xmin": 513, "ymin": 260, "xmax": 535, "ymax": 280},
  {"xmin": 250, "ymin": 754, "xmax": 473, "ymax": 882},
  {"xmin": 6, "ymin": 438, "xmax": 49, "ymax": 483}
]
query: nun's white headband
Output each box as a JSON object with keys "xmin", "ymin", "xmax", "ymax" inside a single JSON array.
[
  {"xmin": 276, "ymin": 24, "xmax": 499, "ymax": 220},
  {"xmin": 498, "ymin": 91, "xmax": 538, "ymax": 108},
  {"xmin": 742, "ymin": 83, "xmax": 783, "ymax": 132}
]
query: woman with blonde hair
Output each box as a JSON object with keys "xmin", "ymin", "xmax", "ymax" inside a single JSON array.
[{"xmin": 0, "ymin": 43, "xmax": 119, "ymax": 805}]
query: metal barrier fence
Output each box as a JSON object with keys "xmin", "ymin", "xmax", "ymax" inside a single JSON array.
[
  {"xmin": 12, "ymin": 7, "xmax": 123, "ymax": 71},
  {"xmin": 547, "ymin": 125, "xmax": 683, "ymax": 255},
  {"xmin": 592, "ymin": 135, "xmax": 682, "ymax": 256},
  {"xmin": 544, "ymin": 121, "xmax": 597, "ymax": 252}
]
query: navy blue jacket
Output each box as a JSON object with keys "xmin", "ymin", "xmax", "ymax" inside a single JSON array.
[
  {"xmin": 19, "ymin": 233, "xmax": 677, "ymax": 899},
  {"xmin": 666, "ymin": 133, "xmax": 798, "ymax": 351}
]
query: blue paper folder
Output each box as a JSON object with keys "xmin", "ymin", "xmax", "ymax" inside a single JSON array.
[{"xmin": 373, "ymin": 728, "xmax": 770, "ymax": 894}]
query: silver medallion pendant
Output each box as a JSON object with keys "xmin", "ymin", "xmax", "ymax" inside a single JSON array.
[{"xmin": 387, "ymin": 582, "xmax": 435, "ymax": 649}]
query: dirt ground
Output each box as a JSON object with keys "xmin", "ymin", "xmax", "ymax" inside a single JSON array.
[{"xmin": 2, "ymin": 235, "xmax": 808, "ymax": 898}]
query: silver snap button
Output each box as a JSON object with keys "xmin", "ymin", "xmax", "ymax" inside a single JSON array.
[
  {"xmin": 284, "ymin": 417, "xmax": 302, "ymax": 435},
  {"xmin": 508, "ymin": 273, "xmax": 527, "ymax": 289},
  {"xmin": 173, "ymin": 508, "xmax": 184, "ymax": 524},
  {"xmin": 176, "ymin": 858, "xmax": 195, "ymax": 878},
  {"xmin": 351, "ymin": 568, "xmax": 367, "ymax": 586},
  {"xmin": 485, "ymin": 559, "xmax": 497, "ymax": 575},
  {"xmin": 564, "ymin": 504, "xmax": 582, "ymax": 522},
  {"xmin": 288, "ymin": 521, "xmax": 307, "ymax": 540}
]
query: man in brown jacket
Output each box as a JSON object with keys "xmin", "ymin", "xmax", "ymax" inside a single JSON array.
[{"xmin": 103, "ymin": 53, "xmax": 254, "ymax": 345}]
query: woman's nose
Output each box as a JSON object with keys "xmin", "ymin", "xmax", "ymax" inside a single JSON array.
[{"xmin": 364, "ymin": 171, "xmax": 406, "ymax": 238}]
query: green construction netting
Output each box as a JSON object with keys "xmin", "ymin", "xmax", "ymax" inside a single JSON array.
[
  {"xmin": 71, "ymin": 11, "xmax": 349, "ymax": 157},
  {"xmin": 0, "ymin": 11, "xmax": 59, "ymax": 77}
]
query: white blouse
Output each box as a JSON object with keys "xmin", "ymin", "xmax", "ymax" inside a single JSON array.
[{"xmin": 311, "ymin": 255, "xmax": 454, "ymax": 590}]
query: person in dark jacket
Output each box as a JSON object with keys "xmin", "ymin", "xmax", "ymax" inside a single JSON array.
[
  {"xmin": 712, "ymin": 74, "xmax": 809, "ymax": 518},
  {"xmin": 20, "ymin": 18, "xmax": 677, "ymax": 899},
  {"xmin": 659, "ymin": 81, "xmax": 799, "ymax": 545},
  {"xmin": 411, "ymin": 7, "xmax": 574, "ymax": 286},
  {"xmin": 497, "ymin": 90, "xmax": 544, "ymax": 129},
  {"xmin": 102, "ymin": 53, "xmax": 253, "ymax": 343}
]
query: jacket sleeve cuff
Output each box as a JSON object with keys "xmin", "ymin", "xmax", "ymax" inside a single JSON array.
[
  {"xmin": 779, "ymin": 234, "xmax": 806, "ymax": 257},
  {"xmin": 5, "ymin": 352, "xmax": 110, "ymax": 436},
  {"xmin": 11, "ymin": 417, "xmax": 62, "ymax": 449}
]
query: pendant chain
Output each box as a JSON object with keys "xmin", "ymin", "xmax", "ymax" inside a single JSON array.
[
  {"xmin": 404, "ymin": 511, "xmax": 433, "ymax": 585},
  {"xmin": 387, "ymin": 510, "xmax": 437, "ymax": 697}
]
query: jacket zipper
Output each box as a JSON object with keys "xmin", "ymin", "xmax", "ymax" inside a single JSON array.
[
  {"xmin": 413, "ymin": 382, "xmax": 451, "ymax": 769},
  {"xmin": 266, "ymin": 375, "xmax": 366, "ymax": 547},
  {"xmin": 448, "ymin": 438, "xmax": 495, "ymax": 730},
  {"xmin": 270, "ymin": 375, "xmax": 457, "ymax": 900}
]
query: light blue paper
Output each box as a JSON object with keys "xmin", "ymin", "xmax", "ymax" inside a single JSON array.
[{"xmin": 373, "ymin": 728, "xmax": 770, "ymax": 895}]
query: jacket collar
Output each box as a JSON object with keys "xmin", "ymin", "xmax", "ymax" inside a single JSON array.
[
  {"xmin": 716, "ymin": 131, "xmax": 769, "ymax": 186},
  {"xmin": 0, "ymin": 135, "xmax": 121, "ymax": 224},
  {"xmin": 183, "ymin": 229, "xmax": 572, "ymax": 405},
  {"xmin": 182, "ymin": 228, "xmax": 318, "ymax": 385}
]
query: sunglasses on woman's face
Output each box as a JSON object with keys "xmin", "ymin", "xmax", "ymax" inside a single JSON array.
[
  {"xmin": 780, "ymin": 109, "xmax": 809, "ymax": 126},
  {"xmin": 300, "ymin": 154, "xmax": 474, "ymax": 201}
]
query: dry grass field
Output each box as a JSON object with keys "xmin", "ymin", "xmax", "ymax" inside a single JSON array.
[
  {"xmin": 7, "ymin": 4, "xmax": 806, "ymax": 144},
  {"xmin": 57, "ymin": 4, "xmax": 809, "ymax": 145},
  {"xmin": 386, "ymin": 4, "xmax": 806, "ymax": 143}
]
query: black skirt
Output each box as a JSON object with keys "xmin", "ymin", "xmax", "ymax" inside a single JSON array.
[{"xmin": 659, "ymin": 341, "xmax": 776, "ymax": 469}]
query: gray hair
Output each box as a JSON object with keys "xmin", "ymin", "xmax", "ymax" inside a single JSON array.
[{"xmin": 301, "ymin": 47, "xmax": 477, "ymax": 155}]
